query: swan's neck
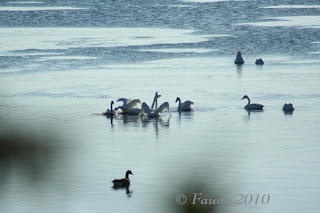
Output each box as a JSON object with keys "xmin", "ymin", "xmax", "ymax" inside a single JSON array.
[
  {"xmin": 246, "ymin": 97, "xmax": 251, "ymax": 106},
  {"xmin": 151, "ymin": 95, "xmax": 159, "ymax": 110},
  {"xmin": 177, "ymin": 98, "xmax": 181, "ymax": 112},
  {"xmin": 111, "ymin": 102, "xmax": 113, "ymax": 111},
  {"xmin": 125, "ymin": 172, "xmax": 130, "ymax": 179}
]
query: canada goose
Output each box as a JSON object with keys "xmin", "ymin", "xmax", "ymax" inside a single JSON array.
[{"xmin": 112, "ymin": 170, "xmax": 133, "ymax": 188}]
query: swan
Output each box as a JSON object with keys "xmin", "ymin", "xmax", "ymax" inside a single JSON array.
[
  {"xmin": 176, "ymin": 97, "xmax": 194, "ymax": 112},
  {"xmin": 104, "ymin": 101, "xmax": 117, "ymax": 116},
  {"xmin": 255, "ymin": 58, "xmax": 264, "ymax": 65},
  {"xmin": 283, "ymin": 103, "xmax": 294, "ymax": 111},
  {"xmin": 141, "ymin": 102, "xmax": 171, "ymax": 117},
  {"xmin": 235, "ymin": 50, "xmax": 245, "ymax": 64},
  {"xmin": 112, "ymin": 170, "xmax": 133, "ymax": 188},
  {"xmin": 116, "ymin": 98, "xmax": 141, "ymax": 111},
  {"xmin": 241, "ymin": 95, "xmax": 264, "ymax": 110},
  {"xmin": 151, "ymin": 92, "xmax": 161, "ymax": 110}
]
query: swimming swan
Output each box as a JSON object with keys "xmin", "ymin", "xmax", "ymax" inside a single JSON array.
[
  {"xmin": 112, "ymin": 170, "xmax": 133, "ymax": 188},
  {"xmin": 104, "ymin": 101, "xmax": 117, "ymax": 116},
  {"xmin": 235, "ymin": 50, "xmax": 245, "ymax": 64},
  {"xmin": 283, "ymin": 103, "xmax": 294, "ymax": 111},
  {"xmin": 141, "ymin": 102, "xmax": 171, "ymax": 117},
  {"xmin": 176, "ymin": 97, "xmax": 194, "ymax": 112},
  {"xmin": 116, "ymin": 98, "xmax": 141, "ymax": 111},
  {"xmin": 241, "ymin": 95, "xmax": 264, "ymax": 110}
]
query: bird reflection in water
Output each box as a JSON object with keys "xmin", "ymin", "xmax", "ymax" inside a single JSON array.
[{"xmin": 112, "ymin": 185, "xmax": 133, "ymax": 197}]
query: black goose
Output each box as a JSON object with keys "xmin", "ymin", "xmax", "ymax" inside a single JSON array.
[{"xmin": 112, "ymin": 170, "xmax": 133, "ymax": 188}]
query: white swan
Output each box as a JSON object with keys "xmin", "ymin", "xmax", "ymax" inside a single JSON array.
[
  {"xmin": 175, "ymin": 97, "xmax": 194, "ymax": 112},
  {"xmin": 241, "ymin": 95, "xmax": 264, "ymax": 110},
  {"xmin": 235, "ymin": 50, "xmax": 245, "ymax": 64},
  {"xmin": 104, "ymin": 101, "xmax": 117, "ymax": 116},
  {"xmin": 116, "ymin": 98, "xmax": 141, "ymax": 111},
  {"xmin": 283, "ymin": 103, "xmax": 294, "ymax": 111},
  {"xmin": 255, "ymin": 58, "xmax": 264, "ymax": 65},
  {"xmin": 151, "ymin": 92, "xmax": 161, "ymax": 110},
  {"xmin": 141, "ymin": 102, "xmax": 171, "ymax": 117}
]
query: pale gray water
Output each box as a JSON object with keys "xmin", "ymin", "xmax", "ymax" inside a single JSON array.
[{"xmin": 0, "ymin": 0, "xmax": 320, "ymax": 213}]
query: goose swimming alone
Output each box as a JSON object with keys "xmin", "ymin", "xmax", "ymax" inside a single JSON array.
[
  {"xmin": 241, "ymin": 95, "xmax": 264, "ymax": 110},
  {"xmin": 112, "ymin": 170, "xmax": 133, "ymax": 188},
  {"xmin": 235, "ymin": 50, "xmax": 245, "ymax": 64},
  {"xmin": 175, "ymin": 97, "xmax": 194, "ymax": 112}
]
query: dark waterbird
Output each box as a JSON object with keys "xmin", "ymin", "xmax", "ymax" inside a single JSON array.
[{"xmin": 112, "ymin": 170, "xmax": 133, "ymax": 188}]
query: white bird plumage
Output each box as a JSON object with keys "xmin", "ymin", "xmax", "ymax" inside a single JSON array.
[
  {"xmin": 176, "ymin": 97, "xmax": 194, "ymax": 112},
  {"xmin": 141, "ymin": 102, "xmax": 171, "ymax": 117},
  {"xmin": 241, "ymin": 95, "xmax": 264, "ymax": 110},
  {"xmin": 116, "ymin": 98, "xmax": 141, "ymax": 111}
]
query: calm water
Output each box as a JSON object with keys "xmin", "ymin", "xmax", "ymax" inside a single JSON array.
[{"xmin": 0, "ymin": 0, "xmax": 320, "ymax": 212}]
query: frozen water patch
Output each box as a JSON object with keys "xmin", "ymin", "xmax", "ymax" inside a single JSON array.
[
  {"xmin": 180, "ymin": 0, "xmax": 252, "ymax": 2},
  {"xmin": 0, "ymin": 28, "xmax": 214, "ymax": 53},
  {"xmin": 236, "ymin": 16, "xmax": 320, "ymax": 28},
  {"xmin": 139, "ymin": 48, "xmax": 216, "ymax": 53},
  {"xmin": 36, "ymin": 56, "xmax": 97, "ymax": 61},
  {"xmin": 8, "ymin": 1, "xmax": 45, "ymax": 4},
  {"xmin": 0, "ymin": 7, "xmax": 86, "ymax": 11},
  {"xmin": 262, "ymin": 5, "xmax": 320, "ymax": 9}
]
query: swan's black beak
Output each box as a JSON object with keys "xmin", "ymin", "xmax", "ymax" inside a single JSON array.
[{"xmin": 241, "ymin": 97, "xmax": 245, "ymax": 100}]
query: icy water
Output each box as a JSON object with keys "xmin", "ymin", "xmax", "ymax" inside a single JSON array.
[{"xmin": 0, "ymin": 0, "xmax": 320, "ymax": 213}]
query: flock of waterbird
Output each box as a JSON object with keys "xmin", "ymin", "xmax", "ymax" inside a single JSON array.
[
  {"xmin": 104, "ymin": 92, "xmax": 194, "ymax": 117},
  {"xmin": 111, "ymin": 50, "xmax": 295, "ymax": 188}
]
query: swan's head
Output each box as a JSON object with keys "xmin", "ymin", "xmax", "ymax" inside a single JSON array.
[
  {"xmin": 175, "ymin": 97, "xmax": 180, "ymax": 103},
  {"xmin": 133, "ymin": 99, "xmax": 141, "ymax": 104},
  {"xmin": 155, "ymin": 91, "xmax": 161, "ymax": 98},
  {"xmin": 111, "ymin": 101, "xmax": 114, "ymax": 105},
  {"xmin": 236, "ymin": 50, "xmax": 242, "ymax": 57},
  {"xmin": 126, "ymin": 170, "xmax": 133, "ymax": 176},
  {"xmin": 241, "ymin": 95, "xmax": 249, "ymax": 100}
]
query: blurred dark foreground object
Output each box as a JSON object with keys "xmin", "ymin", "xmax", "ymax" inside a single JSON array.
[{"xmin": 0, "ymin": 127, "xmax": 58, "ymax": 182}]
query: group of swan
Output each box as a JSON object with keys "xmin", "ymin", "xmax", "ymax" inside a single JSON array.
[
  {"xmin": 235, "ymin": 50, "xmax": 264, "ymax": 65},
  {"xmin": 104, "ymin": 93, "xmax": 293, "ymax": 116},
  {"xmin": 104, "ymin": 92, "xmax": 194, "ymax": 117},
  {"xmin": 242, "ymin": 95, "xmax": 294, "ymax": 111}
]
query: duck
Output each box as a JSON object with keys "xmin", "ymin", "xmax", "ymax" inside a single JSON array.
[
  {"xmin": 234, "ymin": 50, "xmax": 245, "ymax": 64},
  {"xmin": 112, "ymin": 170, "xmax": 133, "ymax": 188},
  {"xmin": 241, "ymin": 95, "xmax": 264, "ymax": 110},
  {"xmin": 283, "ymin": 103, "xmax": 294, "ymax": 111},
  {"xmin": 141, "ymin": 102, "xmax": 171, "ymax": 117},
  {"xmin": 176, "ymin": 97, "xmax": 194, "ymax": 112},
  {"xmin": 255, "ymin": 58, "xmax": 264, "ymax": 65},
  {"xmin": 104, "ymin": 101, "xmax": 117, "ymax": 116}
]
